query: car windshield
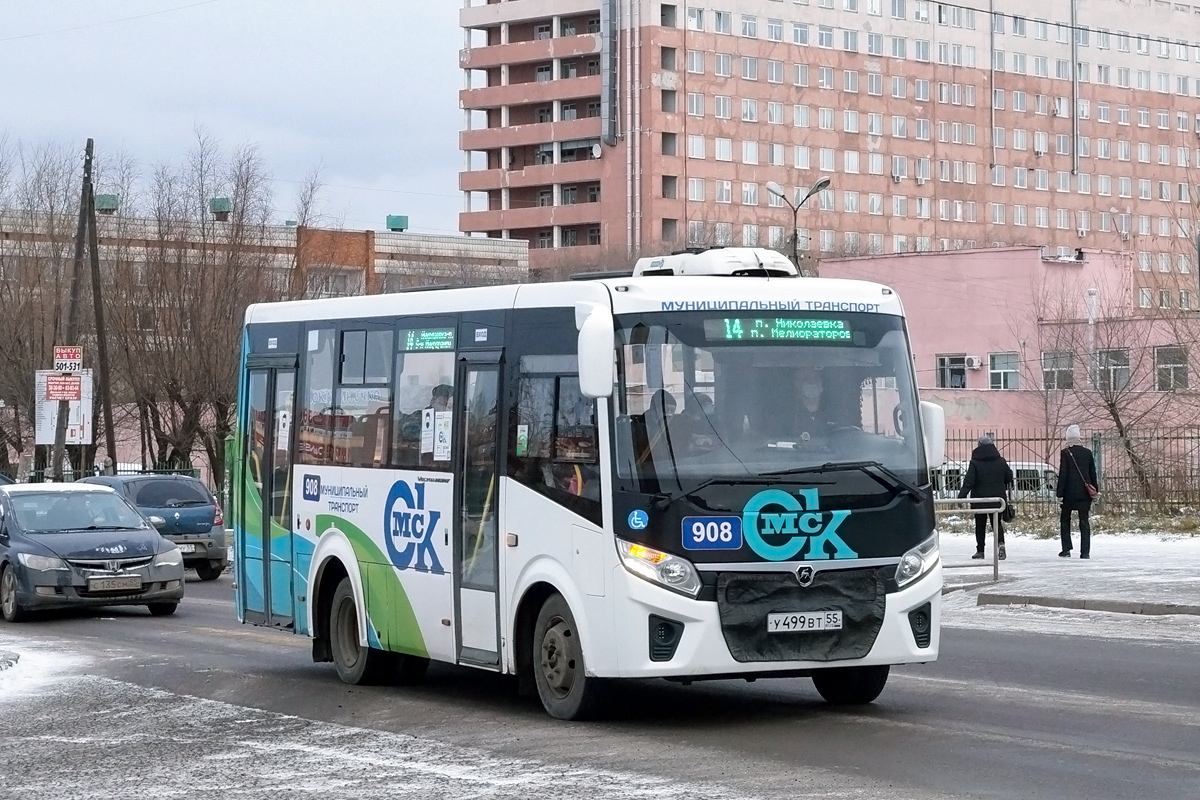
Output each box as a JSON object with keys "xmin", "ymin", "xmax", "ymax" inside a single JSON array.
[
  {"xmin": 10, "ymin": 492, "xmax": 150, "ymax": 533},
  {"xmin": 612, "ymin": 311, "xmax": 926, "ymax": 491},
  {"xmin": 133, "ymin": 479, "xmax": 210, "ymax": 508}
]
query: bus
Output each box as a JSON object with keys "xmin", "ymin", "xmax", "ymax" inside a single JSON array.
[{"xmin": 232, "ymin": 247, "xmax": 946, "ymax": 720}]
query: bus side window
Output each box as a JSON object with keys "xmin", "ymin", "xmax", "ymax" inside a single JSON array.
[
  {"xmin": 298, "ymin": 328, "xmax": 336, "ymax": 465},
  {"xmin": 335, "ymin": 329, "xmax": 393, "ymax": 468},
  {"xmin": 391, "ymin": 350, "xmax": 456, "ymax": 470},
  {"xmin": 510, "ymin": 372, "xmax": 601, "ymax": 525}
]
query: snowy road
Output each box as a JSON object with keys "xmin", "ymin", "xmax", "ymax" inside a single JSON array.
[{"xmin": 1, "ymin": 532, "xmax": 1198, "ymax": 800}]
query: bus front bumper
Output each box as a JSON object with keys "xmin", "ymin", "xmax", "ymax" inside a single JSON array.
[{"xmin": 606, "ymin": 562, "xmax": 941, "ymax": 679}]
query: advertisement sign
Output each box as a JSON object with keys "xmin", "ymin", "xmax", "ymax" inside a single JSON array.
[
  {"xmin": 45, "ymin": 374, "xmax": 82, "ymax": 401},
  {"xmin": 35, "ymin": 369, "xmax": 93, "ymax": 445},
  {"xmin": 52, "ymin": 345, "xmax": 83, "ymax": 372}
]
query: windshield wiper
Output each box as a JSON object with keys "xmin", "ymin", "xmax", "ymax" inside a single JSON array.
[
  {"xmin": 71, "ymin": 525, "xmax": 130, "ymax": 531},
  {"xmin": 762, "ymin": 460, "xmax": 925, "ymax": 500}
]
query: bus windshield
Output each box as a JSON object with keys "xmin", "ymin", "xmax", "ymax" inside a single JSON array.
[{"xmin": 612, "ymin": 311, "xmax": 926, "ymax": 490}]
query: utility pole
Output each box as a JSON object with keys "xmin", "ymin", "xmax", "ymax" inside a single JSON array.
[
  {"xmin": 87, "ymin": 177, "xmax": 117, "ymax": 473},
  {"xmin": 51, "ymin": 139, "xmax": 93, "ymax": 482}
]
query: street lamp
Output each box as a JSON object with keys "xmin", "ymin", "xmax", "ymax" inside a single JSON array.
[{"xmin": 766, "ymin": 178, "xmax": 832, "ymax": 276}]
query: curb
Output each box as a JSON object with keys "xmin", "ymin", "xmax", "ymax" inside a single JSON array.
[
  {"xmin": 0, "ymin": 651, "xmax": 18, "ymax": 671},
  {"xmin": 977, "ymin": 593, "xmax": 1200, "ymax": 616}
]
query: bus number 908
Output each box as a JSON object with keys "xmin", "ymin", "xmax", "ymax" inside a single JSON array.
[{"xmin": 681, "ymin": 516, "xmax": 742, "ymax": 551}]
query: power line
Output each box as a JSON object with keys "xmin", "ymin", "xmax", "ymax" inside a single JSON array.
[
  {"xmin": 0, "ymin": 1, "xmax": 221, "ymax": 43},
  {"xmin": 270, "ymin": 177, "xmax": 459, "ymax": 202}
]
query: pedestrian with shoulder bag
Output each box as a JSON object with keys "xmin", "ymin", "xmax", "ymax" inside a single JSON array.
[{"xmin": 1057, "ymin": 424, "xmax": 1098, "ymax": 559}]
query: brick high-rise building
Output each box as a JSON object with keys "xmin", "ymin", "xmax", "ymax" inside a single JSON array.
[{"xmin": 459, "ymin": 0, "xmax": 1200, "ymax": 296}]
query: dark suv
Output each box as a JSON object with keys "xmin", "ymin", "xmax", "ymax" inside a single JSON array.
[{"xmin": 79, "ymin": 475, "xmax": 228, "ymax": 580}]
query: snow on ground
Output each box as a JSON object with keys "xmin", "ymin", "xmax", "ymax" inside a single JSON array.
[
  {"xmin": 939, "ymin": 529, "xmax": 1200, "ymax": 645},
  {"xmin": 0, "ymin": 636, "xmax": 89, "ymax": 701}
]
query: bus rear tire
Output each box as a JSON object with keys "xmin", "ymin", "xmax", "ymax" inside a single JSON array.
[
  {"xmin": 812, "ymin": 664, "xmax": 890, "ymax": 705},
  {"xmin": 533, "ymin": 593, "xmax": 605, "ymax": 720},
  {"xmin": 330, "ymin": 577, "xmax": 394, "ymax": 686}
]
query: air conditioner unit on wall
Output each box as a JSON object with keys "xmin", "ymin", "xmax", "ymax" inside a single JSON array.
[
  {"xmin": 1077, "ymin": 228, "xmax": 1087, "ymax": 237},
  {"xmin": 965, "ymin": 355, "xmax": 984, "ymax": 370}
]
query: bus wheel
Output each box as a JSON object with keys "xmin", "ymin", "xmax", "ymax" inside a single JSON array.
[
  {"xmin": 812, "ymin": 665, "xmax": 890, "ymax": 705},
  {"xmin": 329, "ymin": 577, "xmax": 394, "ymax": 685},
  {"xmin": 533, "ymin": 593, "xmax": 604, "ymax": 720}
]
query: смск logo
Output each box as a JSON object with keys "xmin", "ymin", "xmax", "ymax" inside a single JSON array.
[
  {"xmin": 383, "ymin": 480, "xmax": 444, "ymax": 573},
  {"xmin": 742, "ymin": 487, "xmax": 858, "ymax": 561}
]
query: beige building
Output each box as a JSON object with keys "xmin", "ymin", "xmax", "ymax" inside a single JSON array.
[{"xmin": 459, "ymin": 0, "xmax": 1200, "ymax": 286}]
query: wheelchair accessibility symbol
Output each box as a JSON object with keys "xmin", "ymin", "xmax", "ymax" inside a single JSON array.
[{"xmin": 627, "ymin": 510, "xmax": 649, "ymax": 530}]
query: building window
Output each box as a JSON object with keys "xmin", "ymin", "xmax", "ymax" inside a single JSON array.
[
  {"xmin": 1098, "ymin": 349, "xmax": 1130, "ymax": 393},
  {"xmin": 936, "ymin": 355, "xmax": 967, "ymax": 388},
  {"xmin": 989, "ymin": 353, "xmax": 1019, "ymax": 389},
  {"xmin": 1156, "ymin": 346, "xmax": 1188, "ymax": 391},
  {"xmin": 1042, "ymin": 351, "xmax": 1074, "ymax": 390}
]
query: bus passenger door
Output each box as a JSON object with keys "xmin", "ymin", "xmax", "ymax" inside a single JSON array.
[
  {"xmin": 241, "ymin": 362, "xmax": 296, "ymax": 628},
  {"xmin": 454, "ymin": 354, "xmax": 502, "ymax": 667}
]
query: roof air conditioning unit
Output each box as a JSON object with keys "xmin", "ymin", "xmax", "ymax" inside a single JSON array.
[{"xmin": 965, "ymin": 356, "xmax": 984, "ymax": 370}]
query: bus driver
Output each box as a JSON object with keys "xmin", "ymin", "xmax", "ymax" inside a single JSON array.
[{"xmin": 793, "ymin": 366, "xmax": 834, "ymax": 440}]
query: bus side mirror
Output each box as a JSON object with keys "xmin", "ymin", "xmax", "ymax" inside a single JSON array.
[
  {"xmin": 576, "ymin": 302, "xmax": 615, "ymax": 399},
  {"xmin": 920, "ymin": 401, "xmax": 946, "ymax": 467}
]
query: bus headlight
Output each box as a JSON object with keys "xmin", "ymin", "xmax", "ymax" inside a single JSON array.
[
  {"xmin": 895, "ymin": 533, "xmax": 939, "ymax": 588},
  {"xmin": 616, "ymin": 539, "xmax": 702, "ymax": 598}
]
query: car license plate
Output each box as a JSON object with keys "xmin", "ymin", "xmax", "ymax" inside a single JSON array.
[
  {"xmin": 177, "ymin": 543, "xmax": 196, "ymax": 553},
  {"xmin": 767, "ymin": 610, "xmax": 843, "ymax": 633},
  {"xmin": 88, "ymin": 576, "xmax": 142, "ymax": 592}
]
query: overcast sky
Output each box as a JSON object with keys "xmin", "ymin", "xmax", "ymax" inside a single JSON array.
[{"xmin": 0, "ymin": 1, "xmax": 464, "ymax": 235}]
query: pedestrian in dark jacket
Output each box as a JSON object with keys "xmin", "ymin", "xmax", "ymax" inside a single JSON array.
[
  {"xmin": 958, "ymin": 434, "xmax": 1014, "ymax": 560},
  {"xmin": 1057, "ymin": 424, "xmax": 1098, "ymax": 559}
]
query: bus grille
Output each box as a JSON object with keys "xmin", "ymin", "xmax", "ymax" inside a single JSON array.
[{"xmin": 715, "ymin": 567, "xmax": 888, "ymax": 663}]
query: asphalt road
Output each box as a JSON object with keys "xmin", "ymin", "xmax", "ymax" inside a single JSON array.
[{"xmin": 1, "ymin": 574, "xmax": 1197, "ymax": 800}]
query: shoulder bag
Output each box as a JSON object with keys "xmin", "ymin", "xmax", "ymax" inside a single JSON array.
[{"xmin": 1066, "ymin": 447, "xmax": 1099, "ymax": 499}]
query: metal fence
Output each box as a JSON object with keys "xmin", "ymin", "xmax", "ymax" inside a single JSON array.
[
  {"xmin": 21, "ymin": 466, "xmax": 200, "ymax": 484},
  {"xmin": 942, "ymin": 428, "xmax": 1200, "ymax": 512}
]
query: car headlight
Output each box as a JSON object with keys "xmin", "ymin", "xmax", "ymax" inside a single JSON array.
[
  {"xmin": 616, "ymin": 538, "xmax": 702, "ymax": 598},
  {"xmin": 17, "ymin": 553, "xmax": 67, "ymax": 571},
  {"xmin": 153, "ymin": 548, "xmax": 183, "ymax": 568},
  {"xmin": 896, "ymin": 532, "xmax": 939, "ymax": 588}
]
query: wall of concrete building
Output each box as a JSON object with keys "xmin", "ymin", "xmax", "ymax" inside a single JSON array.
[
  {"xmin": 459, "ymin": 0, "xmax": 1200, "ymax": 280},
  {"xmin": 821, "ymin": 246, "xmax": 1197, "ymax": 430}
]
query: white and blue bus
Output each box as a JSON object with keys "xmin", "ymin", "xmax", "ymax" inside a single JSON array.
[{"xmin": 232, "ymin": 247, "xmax": 946, "ymax": 719}]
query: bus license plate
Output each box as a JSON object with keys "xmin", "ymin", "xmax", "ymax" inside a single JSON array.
[
  {"xmin": 88, "ymin": 576, "xmax": 142, "ymax": 592},
  {"xmin": 767, "ymin": 610, "xmax": 843, "ymax": 633}
]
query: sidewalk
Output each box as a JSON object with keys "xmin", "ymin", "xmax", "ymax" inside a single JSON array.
[{"xmin": 940, "ymin": 531, "xmax": 1200, "ymax": 616}]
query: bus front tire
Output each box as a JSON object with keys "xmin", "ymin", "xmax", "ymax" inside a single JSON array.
[
  {"xmin": 329, "ymin": 577, "xmax": 396, "ymax": 686},
  {"xmin": 532, "ymin": 593, "xmax": 605, "ymax": 720},
  {"xmin": 812, "ymin": 664, "xmax": 890, "ymax": 705}
]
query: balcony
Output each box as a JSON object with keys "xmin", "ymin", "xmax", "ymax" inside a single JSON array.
[
  {"xmin": 460, "ymin": 35, "xmax": 601, "ymax": 71},
  {"xmin": 459, "ymin": 159, "xmax": 604, "ymax": 194},
  {"xmin": 461, "ymin": 117, "xmax": 601, "ymax": 151},
  {"xmin": 461, "ymin": 75, "xmax": 601, "ymax": 111},
  {"xmin": 461, "ymin": 0, "xmax": 600, "ymax": 29},
  {"xmin": 460, "ymin": 202, "xmax": 601, "ymax": 234}
]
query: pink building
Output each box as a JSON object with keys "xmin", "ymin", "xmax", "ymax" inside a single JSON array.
[
  {"xmin": 820, "ymin": 246, "xmax": 1198, "ymax": 434},
  {"xmin": 459, "ymin": 0, "xmax": 1200, "ymax": 278}
]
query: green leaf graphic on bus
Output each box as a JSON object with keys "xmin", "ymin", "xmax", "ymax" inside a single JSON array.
[{"xmin": 317, "ymin": 514, "xmax": 428, "ymax": 658}]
